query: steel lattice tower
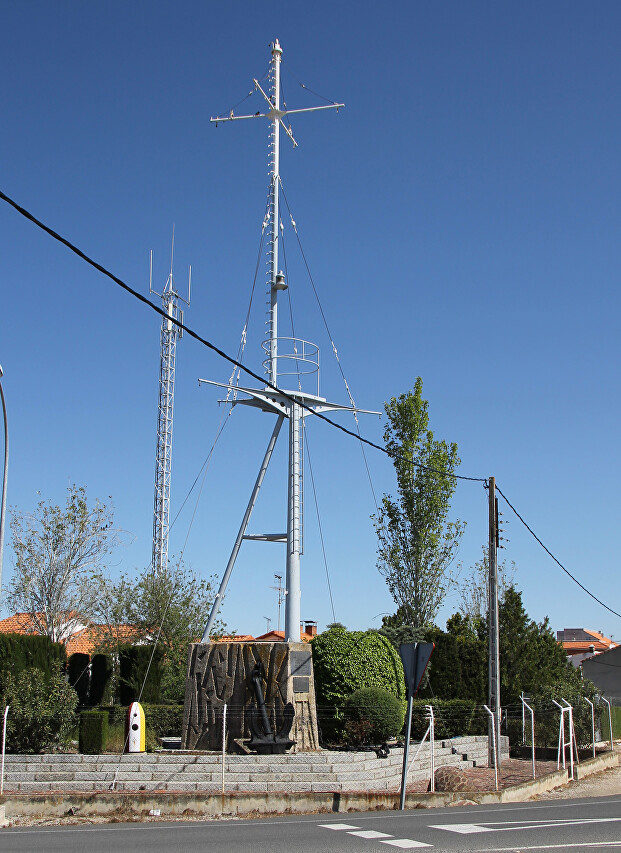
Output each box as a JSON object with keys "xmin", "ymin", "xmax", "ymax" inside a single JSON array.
[{"xmin": 151, "ymin": 239, "xmax": 190, "ymax": 576}]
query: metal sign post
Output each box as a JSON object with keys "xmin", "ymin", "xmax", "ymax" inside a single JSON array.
[{"xmin": 398, "ymin": 642, "xmax": 434, "ymax": 810}]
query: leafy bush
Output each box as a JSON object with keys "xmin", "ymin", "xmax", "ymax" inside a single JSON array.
[
  {"xmin": 312, "ymin": 627, "xmax": 406, "ymax": 743},
  {"xmin": 118, "ymin": 644, "xmax": 163, "ymax": 705},
  {"xmin": 143, "ymin": 703, "xmax": 183, "ymax": 738},
  {"xmin": 344, "ymin": 687, "xmax": 405, "ymax": 744},
  {"xmin": 89, "ymin": 653, "xmax": 113, "ymax": 705},
  {"xmin": 0, "ymin": 633, "xmax": 66, "ymax": 679},
  {"xmin": 0, "ymin": 665, "xmax": 78, "ymax": 753},
  {"xmin": 79, "ymin": 710, "xmax": 108, "ymax": 753},
  {"xmin": 68, "ymin": 653, "xmax": 91, "ymax": 706}
]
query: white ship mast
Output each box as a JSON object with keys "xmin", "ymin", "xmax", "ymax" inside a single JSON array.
[{"xmin": 201, "ymin": 40, "xmax": 376, "ymax": 641}]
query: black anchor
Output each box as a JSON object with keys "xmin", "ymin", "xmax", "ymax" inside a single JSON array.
[{"xmin": 247, "ymin": 661, "xmax": 295, "ymax": 754}]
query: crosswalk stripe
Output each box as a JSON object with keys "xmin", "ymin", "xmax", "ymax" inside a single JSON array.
[
  {"xmin": 348, "ymin": 830, "xmax": 392, "ymax": 839},
  {"xmin": 317, "ymin": 822, "xmax": 433, "ymax": 849}
]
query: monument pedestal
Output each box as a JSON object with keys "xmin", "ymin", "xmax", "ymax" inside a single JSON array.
[{"xmin": 181, "ymin": 641, "xmax": 320, "ymax": 752}]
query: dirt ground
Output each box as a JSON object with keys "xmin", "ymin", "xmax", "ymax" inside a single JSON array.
[{"xmin": 535, "ymin": 763, "xmax": 621, "ymax": 800}]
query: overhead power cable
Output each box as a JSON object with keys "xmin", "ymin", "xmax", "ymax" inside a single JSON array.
[
  {"xmin": 3, "ymin": 188, "xmax": 618, "ymax": 622},
  {"xmin": 0, "ymin": 188, "xmax": 484, "ymax": 484},
  {"xmin": 495, "ymin": 484, "xmax": 621, "ymax": 620}
]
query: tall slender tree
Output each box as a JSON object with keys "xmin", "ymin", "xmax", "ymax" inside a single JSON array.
[{"xmin": 374, "ymin": 378, "xmax": 464, "ymax": 631}]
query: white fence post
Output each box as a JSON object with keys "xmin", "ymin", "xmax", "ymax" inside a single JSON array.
[
  {"xmin": 427, "ymin": 705, "xmax": 435, "ymax": 793},
  {"xmin": 0, "ymin": 706, "xmax": 8, "ymax": 795},
  {"xmin": 562, "ymin": 701, "xmax": 575, "ymax": 781},
  {"xmin": 483, "ymin": 705, "xmax": 498, "ymax": 791},
  {"xmin": 521, "ymin": 696, "xmax": 535, "ymax": 779},
  {"xmin": 601, "ymin": 696, "xmax": 613, "ymax": 751},
  {"xmin": 553, "ymin": 699, "xmax": 566, "ymax": 771},
  {"xmin": 221, "ymin": 703, "xmax": 227, "ymax": 794},
  {"xmin": 584, "ymin": 697, "xmax": 595, "ymax": 759}
]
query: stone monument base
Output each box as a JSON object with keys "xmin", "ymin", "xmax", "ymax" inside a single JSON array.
[{"xmin": 181, "ymin": 641, "xmax": 320, "ymax": 752}]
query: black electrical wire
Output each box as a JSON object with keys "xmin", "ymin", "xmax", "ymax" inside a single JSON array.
[
  {"xmin": 4, "ymin": 188, "xmax": 619, "ymax": 624},
  {"xmin": 495, "ymin": 484, "xmax": 621, "ymax": 620},
  {"xmin": 0, "ymin": 188, "xmax": 485, "ymax": 484}
]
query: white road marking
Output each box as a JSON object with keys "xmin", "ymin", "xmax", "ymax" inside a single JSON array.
[
  {"xmin": 348, "ymin": 830, "xmax": 392, "ymax": 839},
  {"xmin": 483, "ymin": 843, "xmax": 621, "ymax": 851},
  {"xmin": 319, "ymin": 823, "xmax": 432, "ymax": 848},
  {"xmin": 432, "ymin": 822, "xmax": 492, "ymax": 834},
  {"xmin": 431, "ymin": 816, "xmax": 621, "ymax": 834}
]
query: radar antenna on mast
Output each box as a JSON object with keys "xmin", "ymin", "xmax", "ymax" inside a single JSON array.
[{"xmin": 151, "ymin": 228, "xmax": 191, "ymax": 576}]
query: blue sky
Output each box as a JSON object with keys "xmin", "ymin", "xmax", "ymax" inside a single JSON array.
[{"xmin": 1, "ymin": 1, "xmax": 620, "ymax": 640}]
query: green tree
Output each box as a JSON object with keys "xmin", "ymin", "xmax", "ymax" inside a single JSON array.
[
  {"xmin": 8, "ymin": 485, "xmax": 118, "ymax": 642},
  {"xmin": 378, "ymin": 606, "xmax": 428, "ymax": 649},
  {"xmin": 92, "ymin": 561, "xmax": 226, "ymax": 703},
  {"xmin": 458, "ymin": 545, "xmax": 516, "ymax": 621},
  {"xmin": 374, "ymin": 378, "xmax": 464, "ymax": 631},
  {"xmin": 498, "ymin": 586, "xmax": 575, "ymax": 707},
  {"xmin": 0, "ymin": 665, "xmax": 78, "ymax": 753}
]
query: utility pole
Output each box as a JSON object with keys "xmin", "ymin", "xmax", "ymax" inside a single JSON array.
[{"xmin": 488, "ymin": 476, "xmax": 501, "ymax": 768}]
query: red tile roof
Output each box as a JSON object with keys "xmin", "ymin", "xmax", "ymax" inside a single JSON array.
[
  {"xmin": 0, "ymin": 612, "xmax": 136, "ymax": 656},
  {"xmin": 558, "ymin": 628, "xmax": 616, "ymax": 656}
]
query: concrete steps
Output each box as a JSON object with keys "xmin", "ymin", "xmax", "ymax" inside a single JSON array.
[{"xmin": 0, "ymin": 736, "xmax": 508, "ymax": 793}]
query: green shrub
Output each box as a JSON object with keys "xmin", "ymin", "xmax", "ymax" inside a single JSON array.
[
  {"xmin": 344, "ymin": 687, "xmax": 406, "ymax": 744},
  {"xmin": 118, "ymin": 644, "xmax": 163, "ymax": 705},
  {"xmin": 0, "ymin": 633, "xmax": 66, "ymax": 679},
  {"xmin": 68, "ymin": 653, "xmax": 91, "ymax": 707},
  {"xmin": 143, "ymin": 704, "xmax": 183, "ymax": 738},
  {"xmin": 312, "ymin": 627, "xmax": 406, "ymax": 742},
  {"xmin": 0, "ymin": 665, "xmax": 78, "ymax": 753},
  {"xmin": 96, "ymin": 704, "xmax": 183, "ymax": 749},
  {"xmin": 79, "ymin": 710, "xmax": 108, "ymax": 754},
  {"xmin": 89, "ymin": 654, "xmax": 113, "ymax": 706}
]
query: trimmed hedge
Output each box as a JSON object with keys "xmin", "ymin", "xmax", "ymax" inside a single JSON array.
[
  {"xmin": 312, "ymin": 627, "xmax": 406, "ymax": 705},
  {"xmin": 79, "ymin": 710, "xmax": 108, "ymax": 754},
  {"xmin": 89, "ymin": 654, "xmax": 113, "ymax": 706},
  {"xmin": 68, "ymin": 653, "xmax": 91, "ymax": 707},
  {"xmin": 344, "ymin": 687, "xmax": 406, "ymax": 744},
  {"xmin": 118, "ymin": 644, "xmax": 163, "ymax": 705},
  {"xmin": 0, "ymin": 633, "xmax": 66, "ymax": 680}
]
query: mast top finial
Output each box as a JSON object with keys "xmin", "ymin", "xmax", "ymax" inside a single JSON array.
[{"xmin": 272, "ymin": 39, "xmax": 282, "ymax": 56}]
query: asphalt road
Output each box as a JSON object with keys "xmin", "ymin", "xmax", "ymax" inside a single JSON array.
[{"xmin": 3, "ymin": 797, "xmax": 621, "ymax": 853}]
